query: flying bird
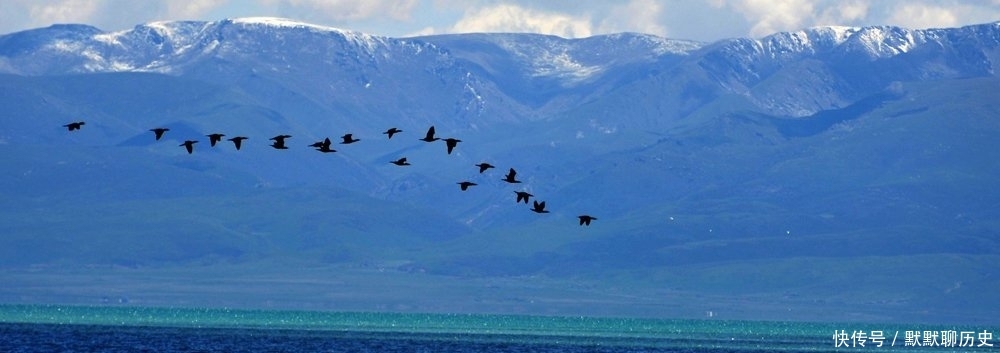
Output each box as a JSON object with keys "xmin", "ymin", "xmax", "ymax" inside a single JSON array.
[
  {"xmin": 179, "ymin": 140, "xmax": 198, "ymax": 154},
  {"xmin": 150, "ymin": 128, "xmax": 169, "ymax": 140},
  {"xmin": 531, "ymin": 200, "xmax": 549, "ymax": 214},
  {"xmin": 270, "ymin": 135, "xmax": 291, "ymax": 149},
  {"xmin": 514, "ymin": 191, "xmax": 533, "ymax": 204},
  {"xmin": 310, "ymin": 137, "xmax": 331, "ymax": 148},
  {"xmin": 207, "ymin": 133, "xmax": 225, "ymax": 147},
  {"xmin": 317, "ymin": 145, "xmax": 336, "ymax": 153},
  {"xmin": 63, "ymin": 121, "xmax": 85, "ymax": 131},
  {"xmin": 383, "ymin": 127, "xmax": 402, "ymax": 139},
  {"xmin": 390, "ymin": 157, "xmax": 411, "ymax": 166},
  {"xmin": 443, "ymin": 138, "xmax": 462, "ymax": 154},
  {"xmin": 578, "ymin": 215, "xmax": 597, "ymax": 226},
  {"xmin": 419, "ymin": 126, "xmax": 440, "ymax": 142},
  {"xmin": 457, "ymin": 181, "xmax": 477, "ymax": 191},
  {"xmin": 228, "ymin": 136, "xmax": 248, "ymax": 150},
  {"xmin": 315, "ymin": 138, "xmax": 336, "ymax": 153},
  {"xmin": 341, "ymin": 133, "xmax": 360, "ymax": 144},
  {"xmin": 502, "ymin": 168, "xmax": 521, "ymax": 183},
  {"xmin": 475, "ymin": 163, "xmax": 495, "ymax": 173}
]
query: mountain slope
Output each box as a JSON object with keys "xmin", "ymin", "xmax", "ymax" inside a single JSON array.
[{"xmin": 1, "ymin": 19, "xmax": 999, "ymax": 323}]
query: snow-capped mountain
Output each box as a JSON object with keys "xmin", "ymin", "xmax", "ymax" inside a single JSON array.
[
  {"xmin": 2, "ymin": 19, "xmax": 999, "ymax": 323},
  {"xmin": 0, "ymin": 18, "xmax": 407, "ymax": 74},
  {"xmin": 3, "ymin": 18, "xmax": 997, "ymax": 120}
]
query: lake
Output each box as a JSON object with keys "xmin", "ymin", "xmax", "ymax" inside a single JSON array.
[{"xmin": 0, "ymin": 304, "xmax": 996, "ymax": 352}]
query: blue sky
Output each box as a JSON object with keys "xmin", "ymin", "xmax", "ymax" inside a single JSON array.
[{"xmin": 1, "ymin": 0, "xmax": 998, "ymax": 41}]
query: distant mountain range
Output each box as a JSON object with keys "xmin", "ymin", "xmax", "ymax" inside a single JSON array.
[{"xmin": 1, "ymin": 18, "xmax": 998, "ymax": 323}]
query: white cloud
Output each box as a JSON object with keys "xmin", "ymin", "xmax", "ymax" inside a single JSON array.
[
  {"xmin": 450, "ymin": 4, "xmax": 593, "ymax": 38},
  {"xmin": 167, "ymin": 0, "xmax": 230, "ymax": 19},
  {"xmin": 261, "ymin": 0, "xmax": 419, "ymax": 21},
  {"xmin": 27, "ymin": 0, "xmax": 102, "ymax": 25},
  {"xmin": 816, "ymin": 0, "xmax": 868, "ymax": 25},
  {"xmin": 723, "ymin": 0, "xmax": 817, "ymax": 37},
  {"xmin": 598, "ymin": 0, "xmax": 669, "ymax": 36},
  {"xmin": 886, "ymin": 3, "xmax": 959, "ymax": 30}
]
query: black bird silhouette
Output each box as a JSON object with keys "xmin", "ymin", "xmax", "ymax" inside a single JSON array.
[
  {"xmin": 502, "ymin": 168, "xmax": 521, "ymax": 183},
  {"xmin": 315, "ymin": 138, "xmax": 336, "ymax": 153},
  {"xmin": 531, "ymin": 200, "xmax": 549, "ymax": 214},
  {"xmin": 317, "ymin": 145, "xmax": 336, "ymax": 153},
  {"xmin": 179, "ymin": 140, "xmax": 198, "ymax": 154},
  {"xmin": 475, "ymin": 163, "xmax": 495, "ymax": 173},
  {"xmin": 207, "ymin": 133, "xmax": 225, "ymax": 147},
  {"xmin": 443, "ymin": 138, "xmax": 462, "ymax": 154},
  {"xmin": 341, "ymin": 133, "xmax": 360, "ymax": 144},
  {"xmin": 383, "ymin": 127, "xmax": 402, "ymax": 139},
  {"xmin": 419, "ymin": 126, "xmax": 440, "ymax": 142},
  {"xmin": 270, "ymin": 135, "xmax": 291, "ymax": 149},
  {"xmin": 390, "ymin": 157, "xmax": 411, "ymax": 166},
  {"xmin": 457, "ymin": 181, "xmax": 477, "ymax": 191},
  {"xmin": 514, "ymin": 191, "xmax": 533, "ymax": 204},
  {"xmin": 578, "ymin": 215, "xmax": 597, "ymax": 226},
  {"xmin": 150, "ymin": 128, "xmax": 169, "ymax": 140},
  {"xmin": 63, "ymin": 121, "xmax": 85, "ymax": 131},
  {"xmin": 309, "ymin": 137, "xmax": 332, "ymax": 148},
  {"xmin": 228, "ymin": 136, "xmax": 248, "ymax": 150}
]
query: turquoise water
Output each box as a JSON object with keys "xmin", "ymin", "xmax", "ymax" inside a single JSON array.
[{"xmin": 1, "ymin": 304, "xmax": 997, "ymax": 352}]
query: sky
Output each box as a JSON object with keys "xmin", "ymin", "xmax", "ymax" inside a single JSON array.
[{"xmin": 1, "ymin": 0, "xmax": 998, "ymax": 41}]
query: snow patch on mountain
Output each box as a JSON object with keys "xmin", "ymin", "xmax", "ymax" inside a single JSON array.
[
  {"xmin": 229, "ymin": 17, "xmax": 389, "ymax": 55},
  {"xmin": 752, "ymin": 24, "xmax": 933, "ymax": 61},
  {"xmin": 601, "ymin": 32, "xmax": 703, "ymax": 56},
  {"xmin": 847, "ymin": 26, "xmax": 928, "ymax": 58},
  {"xmin": 477, "ymin": 32, "xmax": 700, "ymax": 86},
  {"xmin": 532, "ymin": 51, "xmax": 603, "ymax": 82}
]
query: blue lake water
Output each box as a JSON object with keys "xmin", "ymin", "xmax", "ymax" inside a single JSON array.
[{"xmin": 0, "ymin": 305, "xmax": 996, "ymax": 352}]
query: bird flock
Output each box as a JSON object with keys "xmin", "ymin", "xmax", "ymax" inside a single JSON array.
[{"xmin": 63, "ymin": 121, "xmax": 597, "ymax": 226}]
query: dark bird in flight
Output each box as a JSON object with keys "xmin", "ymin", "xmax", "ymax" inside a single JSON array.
[
  {"xmin": 270, "ymin": 135, "xmax": 292, "ymax": 149},
  {"xmin": 419, "ymin": 126, "xmax": 440, "ymax": 142},
  {"xmin": 475, "ymin": 163, "xmax": 495, "ymax": 173},
  {"xmin": 228, "ymin": 136, "xmax": 248, "ymax": 150},
  {"xmin": 531, "ymin": 200, "xmax": 549, "ymax": 214},
  {"xmin": 457, "ymin": 181, "xmax": 477, "ymax": 191},
  {"xmin": 502, "ymin": 168, "xmax": 521, "ymax": 183},
  {"xmin": 443, "ymin": 138, "xmax": 462, "ymax": 154},
  {"xmin": 578, "ymin": 215, "xmax": 597, "ymax": 226},
  {"xmin": 341, "ymin": 133, "xmax": 360, "ymax": 144},
  {"xmin": 317, "ymin": 145, "xmax": 336, "ymax": 153},
  {"xmin": 390, "ymin": 157, "xmax": 411, "ymax": 166},
  {"xmin": 315, "ymin": 138, "xmax": 336, "ymax": 153},
  {"xmin": 150, "ymin": 128, "xmax": 169, "ymax": 140},
  {"xmin": 179, "ymin": 140, "xmax": 198, "ymax": 154},
  {"xmin": 207, "ymin": 133, "xmax": 225, "ymax": 147},
  {"xmin": 514, "ymin": 191, "xmax": 533, "ymax": 204},
  {"xmin": 383, "ymin": 127, "xmax": 402, "ymax": 139},
  {"xmin": 309, "ymin": 137, "xmax": 330, "ymax": 147},
  {"xmin": 63, "ymin": 121, "xmax": 85, "ymax": 131}
]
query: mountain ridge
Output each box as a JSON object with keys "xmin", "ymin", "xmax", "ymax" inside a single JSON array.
[{"xmin": 1, "ymin": 18, "xmax": 998, "ymax": 323}]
